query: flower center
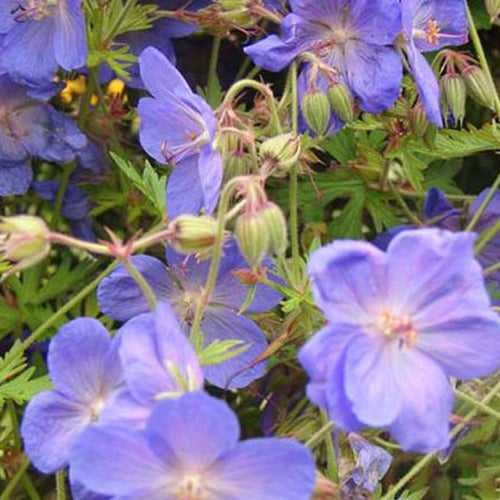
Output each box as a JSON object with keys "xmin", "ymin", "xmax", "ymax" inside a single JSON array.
[
  {"xmin": 175, "ymin": 474, "xmax": 209, "ymax": 500},
  {"xmin": 11, "ymin": 0, "xmax": 58, "ymax": 22},
  {"xmin": 378, "ymin": 311, "xmax": 417, "ymax": 348},
  {"xmin": 172, "ymin": 289, "xmax": 202, "ymax": 326},
  {"xmin": 312, "ymin": 27, "xmax": 352, "ymax": 58},
  {"xmin": 89, "ymin": 397, "xmax": 105, "ymax": 422}
]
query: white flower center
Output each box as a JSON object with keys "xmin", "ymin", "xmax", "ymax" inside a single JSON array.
[
  {"xmin": 377, "ymin": 311, "xmax": 417, "ymax": 348},
  {"xmin": 175, "ymin": 474, "xmax": 209, "ymax": 500}
]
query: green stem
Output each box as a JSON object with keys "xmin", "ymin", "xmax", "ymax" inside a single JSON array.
[
  {"xmin": 381, "ymin": 378, "xmax": 500, "ymax": 500},
  {"xmin": 321, "ymin": 410, "xmax": 338, "ymax": 482},
  {"xmin": 221, "ymin": 79, "xmax": 282, "ymax": 134},
  {"xmin": 56, "ymin": 470, "xmax": 66, "ymax": 500},
  {"xmin": 189, "ymin": 178, "xmax": 241, "ymax": 349},
  {"xmin": 207, "ymin": 37, "xmax": 222, "ymax": 106},
  {"xmin": 50, "ymin": 162, "xmax": 77, "ymax": 229},
  {"xmin": 305, "ymin": 420, "xmax": 334, "ymax": 448},
  {"xmin": 455, "ymin": 388, "xmax": 500, "ymax": 422},
  {"xmin": 389, "ymin": 183, "xmax": 423, "ymax": 226},
  {"xmin": 475, "ymin": 219, "xmax": 500, "ymax": 255},
  {"xmin": 49, "ymin": 232, "xmax": 113, "ymax": 256},
  {"xmin": 289, "ymin": 62, "xmax": 300, "ymax": 272},
  {"xmin": 466, "ymin": 3, "xmax": 500, "ymax": 117},
  {"xmin": 121, "ymin": 259, "xmax": 157, "ymax": 311},
  {"xmin": 0, "ymin": 457, "xmax": 29, "ymax": 500},
  {"xmin": 8, "ymin": 401, "xmax": 20, "ymax": 449},
  {"xmin": 77, "ymin": 73, "xmax": 95, "ymax": 129},
  {"xmin": 22, "ymin": 261, "xmax": 118, "ymax": 350},
  {"xmin": 484, "ymin": 261, "xmax": 500, "ymax": 277},
  {"xmin": 466, "ymin": 172, "xmax": 500, "ymax": 231}
]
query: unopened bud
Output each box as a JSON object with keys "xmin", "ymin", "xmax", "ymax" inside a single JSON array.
[
  {"xmin": 0, "ymin": 216, "xmax": 50, "ymax": 279},
  {"xmin": 234, "ymin": 211, "xmax": 270, "ymax": 268},
  {"xmin": 168, "ymin": 215, "xmax": 218, "ymax": 255},
  {"xmin": 301, "ymin": 90, "xmax": 331, "ymax": 135},
  {"xmin": 261, "ymin": 202, "xmax": 287, "ymax": 256},
  {"xmin": 440, "ymin": 73, "xmax": 466, "ymax": 126},
  {"xmin": 485, "ymin": 0, "xmax": 500, "ymax": 22},
  {"xmin": 409, "ymin": 104, "xmax": 429, "ymax": 138},
  {"xmin": 260, "ymin": 133, "xmax": 301, "ymax": 174},
  {"xmin": 327, "ymin": 82, "xmax": 355, "ymax": 123},
  {"xmin": 462, "ymin": 65, "xmax": 496, "ymax": 110}
]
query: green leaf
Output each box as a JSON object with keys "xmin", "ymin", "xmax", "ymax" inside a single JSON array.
[
  {"xmin": 111, "ymin": 152, "xmax": 166, "ymax": 215},
  {"xmin": 198, "ymin": 339, "xmax": 250, "ymax": 366}
]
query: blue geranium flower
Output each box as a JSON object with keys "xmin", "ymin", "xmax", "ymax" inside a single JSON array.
[
  {"xmin": 71, "ymin": 391, "xmax": 316, "ymax": 499},
  {"xmin": 0, "ymin": 75, "xmax": 86, "ymax": 196},
  {"xmin": 0, "ymin": 0, "xmax": 87, "ymax": 86},
  {"xmin": 299, "ymin": 228, "xmax": 500, "ymax": 452},
  {"xmin": 138, "ymin": 46, "xmax": 223, "ymax": 218},
  {"xmin": 374, "ymin": 187, "xmax": 500, "ymax": 304},
  {"xmin": 401, "ymin": 0, "xmax": 468, "ymax": 126},
  {"xmin": 100, "ymin": 303, "xmax": 205, "ymax": 429},
  {"xmin": 20, "ymin": 318, "xmax": 123, "ymax": 473},
  {"xmin": 97, "ymin": 240, "xmax": 282, "ymax": 389},
  {"xmin": 244, "ymin": 0, "xmax": 403, "ymax": 123}
]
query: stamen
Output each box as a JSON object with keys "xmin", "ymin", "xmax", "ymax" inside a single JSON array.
[
  {"xmin": 176, "ymin": 474, "xmax": 209, "ymax": 500},
  {"xmin": 12, "ymin": 0, "xmax": 57, "ymax": 22},
  {"xmin": 378, "ymin": 311, "xmax": 417, "ymax": 348},
  {"xmin": 425, "ymin": 19, "xmax": 441, "ymax": 46}
]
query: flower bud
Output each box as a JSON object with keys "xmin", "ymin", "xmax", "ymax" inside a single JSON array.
[
  {"xmin": 409, "ymin": 104, "xmax": 429, "ymax": 138},
  {"xmin": 486, "ymin": 0, "xmax": 500, "ymax": 22},
  {"xmin": 0, "ymin": 216, "xmax": 50, "ymax": 279},
  {"xmin": 440, "ymin": 73, "xmax": 466, "ymax": 125},
  {"xmin": 260, "ymin": 133, "xmax": 301, "ymax": 175},
  {"xmin": 327, "ymin": 82, "xmax": 354, "ymax": 123},
  {"xmin": 261, "ymin": 202, "xmax": 287, "ymax": 256},
  {"xmin": 301, "ymin": 90, "xmax": 331, "ymax": 135},
  {"xmin": 168, "ymin": 215, "xmax": 218, "ymax": 255},
  {"xmin": 234, "ymin": 211, "xmax": 270, "ymax": 268},
  {"xmin": 462, "ymin": 65, "xmax": 496, "ymax": 110}
]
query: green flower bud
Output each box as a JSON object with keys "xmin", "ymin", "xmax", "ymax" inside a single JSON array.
[
  {"xmin": 0, "ymin": 216, "xmax": 50, "ymax": 279},
  {"xmin": 462, "ymin": 65, "xmax": 496, "ymax": 110},
  {"xmin": 169, "ymin": 215, "xmax": 218, "ymax": 255},
  {"xmin": 301, "ymin": 90, "xmax": 331, "ymax": 135},
  {"xmin": 327, "ymin": 82, "xmax": 355, "ymax": 123},
  {"xmin": 261, "ymin": 202, "xmax": 287, "ymax": 257},
  {"xmin": 234, "ymin": 211, "xmax": 270, "ymax": 268},
  {"xmin": 260, "ymin": 133, "xmax": 301, "ymax": 174},
  {"xmin": 485, "ymin": 0, "xmax": 500, "ymax": 22},
  {"xmin": 440, "ymin": 73, "xmax": 466, "ymax": 126},
  {"xmin": 409, "ymin": 104, "xmax": 429, "ymax": 138}
]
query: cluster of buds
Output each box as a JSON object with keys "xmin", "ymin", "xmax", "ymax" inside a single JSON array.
[
  {"xmin": 167, "ymin": 215, "xmax": 219, "ymax": 256},
  {"xmin": 0, "ymin": 216, "xmax": 51, "ymax": 280},
  {"xmin": 435, "ymin": 50, "xmax": 496, "ymax": 126},
  {"xmin": 301, "ymin": 63, "xmax": 355, "ymax": 135},
  {"xmin": 233, "ymin": 178, "xmax": 287, "ymax": 268}
]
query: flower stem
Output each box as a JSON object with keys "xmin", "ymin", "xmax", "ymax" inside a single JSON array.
[
  {"xmin": 0, "ymin": 458, "xmax": 29, "ymax": 500},
  {"xmin": 56, "ymin": 470, "xmax": 66, "ymax": 500},
  {"xmin": 455, "ymin": 388, "xmax": 500, "ymax": 422},
  {"xmin": 466, "ymin": 4, "xmax": 500, "ymax": 118},
  {"xmin": 475, "ymin": 219, "xmax": 500, "ymax": 255},
  {"xmin": 289, "ymin": 61, "xmax": 300, "ymax": 273},
  {"xmin": 305, "ymin": 420, "xmax": 334, "ymax": 448},
  {"xmin": 121, "ymin": 258, "xmax": 157, "ymax": 311},
  {"xmin": 466, "ymin": 172, "xmax": 500, "ymax": 231},
  {"xmin": 50, "ymin": 162, "xmax": 77, "ymax": 229},
  {"xmin": 22, "ymin": 261, "xmax": 118, "ymax": 350},
  {"xmin": 207, "ymin": 37, "xmax": 222, "ymax": 106},
  {"xmin": 484, "ymin": 261, "xmax": 500, "ymax": 277},
  {"xmin": 189, "ymin": 178, "xmax": 241, "ymax": 349},
  {"xmin": 381, "ymin": 378, "xmax": 500, "ymax": 499},
  {"xmin": 321, "ymin": 410, "xmax": 338, "ymax": 482}
]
